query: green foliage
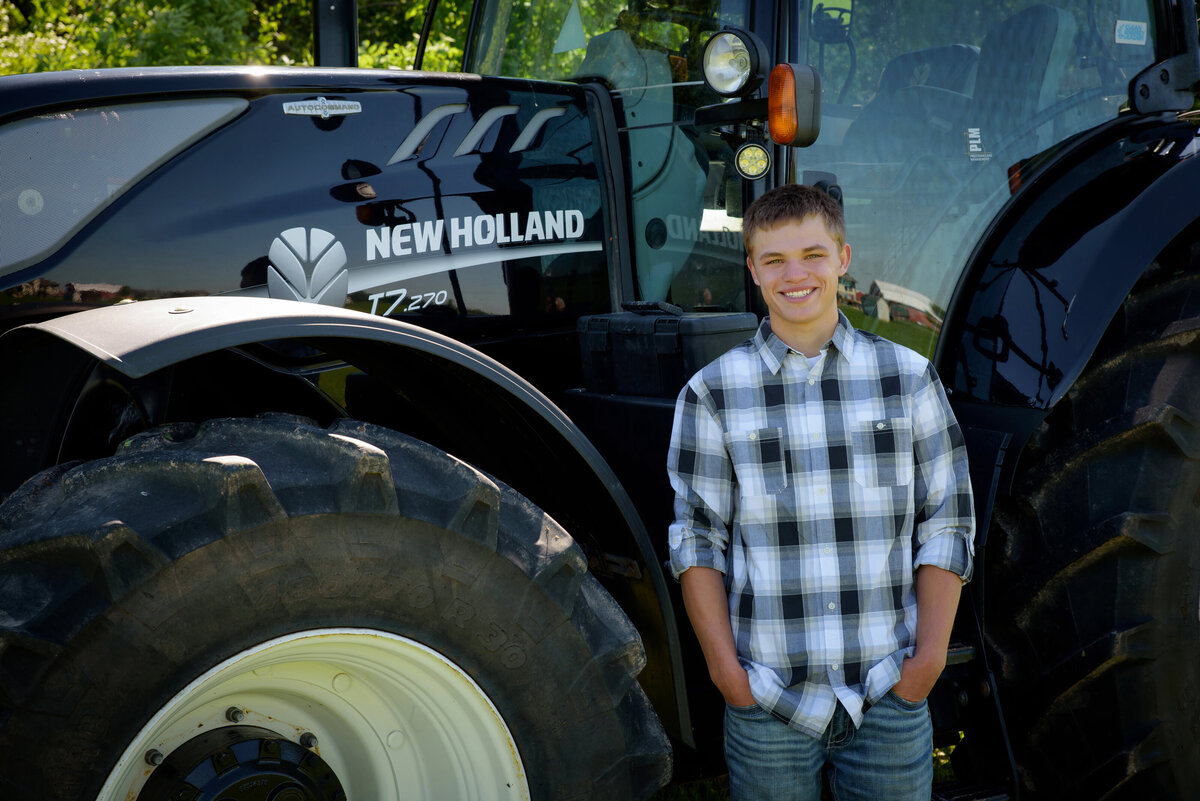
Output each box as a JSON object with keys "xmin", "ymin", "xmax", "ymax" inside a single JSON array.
[
  {"xmin": 651, "ymin": 777, "xmax": 730, "ymax": 800},
  {"xmin": 257, "ymin": 0, "xmax": 314, "ymax": 64},
  {"xmin": 0, "ymin": 0, "xmax": 282, "ymax": 72},
  {"xmin": 357, "ymin": 1, "xmax": 469, "ymax": 74},
  {"xmin": 0, "ymin": 0, "xmax": 467, "ymax": 75}
]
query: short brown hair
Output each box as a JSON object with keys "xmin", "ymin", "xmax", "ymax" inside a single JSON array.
[{"xmin": 742, "ymin": 184, "xmax": 845, "ymax": 254}]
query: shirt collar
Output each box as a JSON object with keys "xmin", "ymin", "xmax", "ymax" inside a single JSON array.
[{"xmin": 753, "ymin": 312, "xmax": 856, "ymax": 374}]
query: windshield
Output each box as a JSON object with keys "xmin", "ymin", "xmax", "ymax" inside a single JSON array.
[
  {"xmin": 800, "ymin": 0, "xmax": 1156, "ymax": 355},
  {"xmin": 468, "ymin": 0, "xmax": 1161, "ymax": 356},
  {"xmin": 470, "ymin": 0, "xmax": 749, "ymax": 81}
]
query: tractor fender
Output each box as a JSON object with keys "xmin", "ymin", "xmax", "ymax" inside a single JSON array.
[
  {"xmin": 937, "ymin": 112, "xmax": 1200, "ymax": 513},
  {"xmin": 0, "ymin": 295, "xmax": 691, "ymax": 745},
  {"xmin": 940, "ymin": 112, "xmax": 1200, "ymax": 413}
]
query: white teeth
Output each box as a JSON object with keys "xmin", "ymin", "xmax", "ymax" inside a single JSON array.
[{"xmin": 784, "ymin": 289, "xmax": 815, "ymax": 298}]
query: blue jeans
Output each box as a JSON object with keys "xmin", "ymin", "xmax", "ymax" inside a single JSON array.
[{"xmin": 724, "ymin": 693, "xmax": 933, "ymax": 801}]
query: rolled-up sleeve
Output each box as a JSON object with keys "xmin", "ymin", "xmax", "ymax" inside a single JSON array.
[
  {"xmin": 909, "ymin": 364, "xmax": 975, "ymax": 582},
  {"xmin": 667, "ymin": 380, "xmax": 735, "ymax": 579}
]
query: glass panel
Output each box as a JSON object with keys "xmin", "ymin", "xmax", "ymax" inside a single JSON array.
[
  {"xmin": 0, "ymin": 98, "xmax": 247, "ymax": 279},
  {"xmin": 470, "ymin": 0, "xmax": 754, "ymax": 311},
  {"xmin": 471, "ymin": 0, "xmax": 622, "ymax": 79},
  {"xmin": 466, "ymin": 0, "xmax": 1163, "ymax": 353},
  {"xmin": 798, "ymin": 0, "xmax": 1157, "ymax": 353}
]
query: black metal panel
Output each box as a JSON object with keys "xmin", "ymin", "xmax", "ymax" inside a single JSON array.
[
  {"xmin": 313, "ymin": 0, "xmax": 359, "ymax": 68},
  {"xmin": 0, "ymin": 67, "xmax": 423, "ymax": 122},
  {"xmin": 0, "ymin": 70, "xmax": 610, "ymax": 397},
  {"xmin": 939, "ymin": 113, "xmax": 1200, "ymax": 411}
]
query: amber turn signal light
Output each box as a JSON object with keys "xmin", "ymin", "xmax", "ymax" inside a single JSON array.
[{"xmin": 768, "ymin": 63, "xmax": 821, "ymax": 148}]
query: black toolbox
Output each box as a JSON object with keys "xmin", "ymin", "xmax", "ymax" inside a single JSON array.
[{"xmin": 577, "ymin": 303, "xmax": 758, "ymax": 397}]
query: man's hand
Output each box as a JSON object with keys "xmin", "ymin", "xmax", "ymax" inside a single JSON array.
[
  {"xmin": 891, "ymin": 651, "xmax": 946, "ymax": 702},
  {"xmin": 714, "ymin": 661, "xmax": 756, "ymax": 706}
]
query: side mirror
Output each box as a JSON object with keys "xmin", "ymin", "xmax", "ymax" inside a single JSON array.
[{"xmin": 810, "ymin": 1, "xmax": 853, "ymax": 45}]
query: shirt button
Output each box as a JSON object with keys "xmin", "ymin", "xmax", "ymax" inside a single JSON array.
[
  {"xmin": 823, "ymin": 546, "xmax": 831, "ymax": 554},
  {"xmin": 832, "ymin": 664, "xmax": 839, "ymax": 671},
  {"xmin": 827, "ymin": 602, "xmax": 836, "ymax": 610},
  {"xmin": 807, "ymin": 379, "xmax": 815, "ymax": 386},
  {"xmin": 817, "ymin": 487, "xmax": 826, "ymax": 495}
]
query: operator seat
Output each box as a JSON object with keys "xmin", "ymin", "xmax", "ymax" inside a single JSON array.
[
  {"xmin": 968, "ymin": 4, "xmax": 1078, "ymax": 158},
  {"xmin": 841, "ymin": 43, "xmax": 980, "ymax": 162}
]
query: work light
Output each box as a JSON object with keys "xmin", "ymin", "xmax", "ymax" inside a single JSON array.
[{"xmin": 702, "ymin": 28, "xmax": 766, "ymax": 97}]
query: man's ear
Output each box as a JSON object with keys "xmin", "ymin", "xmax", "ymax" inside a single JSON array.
[
  {"xmin": 838, "ymin": 243, "xmax": 852, "ymax": 276},
  {"xmin": 746, "ymin": 256, "xmax": 762, "ymax": 286}
]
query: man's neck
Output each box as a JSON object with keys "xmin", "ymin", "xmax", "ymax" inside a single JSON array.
[{"xmin": 772, "ymin": 316, "xmax": 838, "ymax": 358}]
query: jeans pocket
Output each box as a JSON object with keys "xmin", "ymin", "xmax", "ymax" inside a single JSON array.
[
  {"xmin": 725, "ymin": 701, "xmax": 769, "ymax": 719},
  {"xmin": 884, "ymin": 690, "xmax": 928, "ymax": 712}
]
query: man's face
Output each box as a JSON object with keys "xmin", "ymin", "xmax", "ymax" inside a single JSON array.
[{"xmin": 746, "ymin": 215, "xmax": 850, "ymax": 350}]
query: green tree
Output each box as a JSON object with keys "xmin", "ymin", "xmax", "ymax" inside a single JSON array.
[
  {"xmin": 0, "ymin": 0, "xmax": 280, "ymax": 72},
  {"xmin": 356, "ymin": 0, "xmax": 469, "ymax": 71},
  {"xmin": 0, "ymin": 0, "xmax": 467, "ymax": 75}
]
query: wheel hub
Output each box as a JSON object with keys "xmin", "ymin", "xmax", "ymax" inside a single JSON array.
[{"xmin": 138, "ymin": 725, "xmax": 346, "ymax": 801}]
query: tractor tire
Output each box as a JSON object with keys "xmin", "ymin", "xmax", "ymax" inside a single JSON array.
[
  {"xmin": 986, "ymin": 272, "xmax": 1200, "ymax": 800},
  {"xmin": 0, "ymin": 415, "xmax": 671, "ymax": 801}
]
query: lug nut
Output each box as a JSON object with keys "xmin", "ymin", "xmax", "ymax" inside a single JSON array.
[
  {"xmin": 226, "ymin": 706, "xmax": 245, "ymax": 723},
  {"xmin": 145, "ymin": 749, "xmax": 164, "ymax": 766},
  {"xmin": 300, "ymin": 731, "xmax": 319, "ymax": 749}
]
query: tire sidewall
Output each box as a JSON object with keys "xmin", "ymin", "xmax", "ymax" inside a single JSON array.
[{"xmin": 4, "ymin": 512, "xmax": 624, "ymax": 800}]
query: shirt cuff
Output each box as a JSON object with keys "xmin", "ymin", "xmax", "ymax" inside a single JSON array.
[
  {"xmin": 668, "ymin": 537, "xmax": 728, "ymax": 580},
  {"xmin": 913, "ymin": 530, "xmax": 973, "ymax": 582}
]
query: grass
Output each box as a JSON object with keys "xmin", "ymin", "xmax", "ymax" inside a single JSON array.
[
  {"xmin": 841, "ymin": 306, "xmax": 938, "ymax": 357},
  {"xmin": 652, "ymin": 776, "xmax": 730, "ymax": 800}
]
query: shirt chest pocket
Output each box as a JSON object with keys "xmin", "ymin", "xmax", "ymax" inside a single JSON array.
[
  {"xmin": 851, "ymin": 418, "xmax": 914, "ymax": 487},
  {"xmin": 725, "ymin": 427, "xmax": 789, "ymax": 496}
]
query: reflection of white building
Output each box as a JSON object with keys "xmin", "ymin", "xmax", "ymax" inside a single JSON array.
[
  {"xmin": 65, "ymin": 282, "xmax": 125, "ymax": 302},
  {"xmin": 837, "ymin": 274, "xmax": 861, "ymax": 308},
  {"xmin": 866, "ymin": 280, "xmax": 943, "ymax": 329}
]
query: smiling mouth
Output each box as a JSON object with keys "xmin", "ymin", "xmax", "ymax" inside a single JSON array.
[{"xmin": 783, "ymin": 288, "xmax": 815, "ymax": 299}]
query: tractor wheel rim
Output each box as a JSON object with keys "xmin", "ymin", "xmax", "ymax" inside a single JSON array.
[{"xmin": 98, "ymin": 628, "xmax": 529, "ymax": 801}]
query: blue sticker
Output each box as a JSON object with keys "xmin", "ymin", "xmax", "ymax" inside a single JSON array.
[{"xmin": 1115, "ymin": 20, "xmax": 1148, "ymax": 46}]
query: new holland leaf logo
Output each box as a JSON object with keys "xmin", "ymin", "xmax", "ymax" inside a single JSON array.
[{"xmin": 267, "ymin": 227, "xmax": 349, "ymax": 305}]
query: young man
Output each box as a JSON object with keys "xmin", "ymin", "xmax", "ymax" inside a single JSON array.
[{"xmin": 667, "ymin": 184, "xmax": 975, "ymax": 800}]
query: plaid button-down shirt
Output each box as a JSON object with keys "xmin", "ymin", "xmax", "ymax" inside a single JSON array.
[{"xmin": 667, "ymin": 314, "xmax": 974, "ymax": 737}]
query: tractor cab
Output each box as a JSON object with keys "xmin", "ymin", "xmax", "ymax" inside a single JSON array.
[{"xmin": 460, "ymin": 0, "xmax": 1168, "ymax": 360}]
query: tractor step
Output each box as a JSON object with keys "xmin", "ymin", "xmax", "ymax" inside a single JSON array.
[{"xmin": 945, "ymin": 641, "xmax": 977, "ymax": 666}]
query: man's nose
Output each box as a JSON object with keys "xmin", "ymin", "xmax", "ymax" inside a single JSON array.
[{"xmin": 782, "ymin": 259, "xmax": 807, "ymax": 279}]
